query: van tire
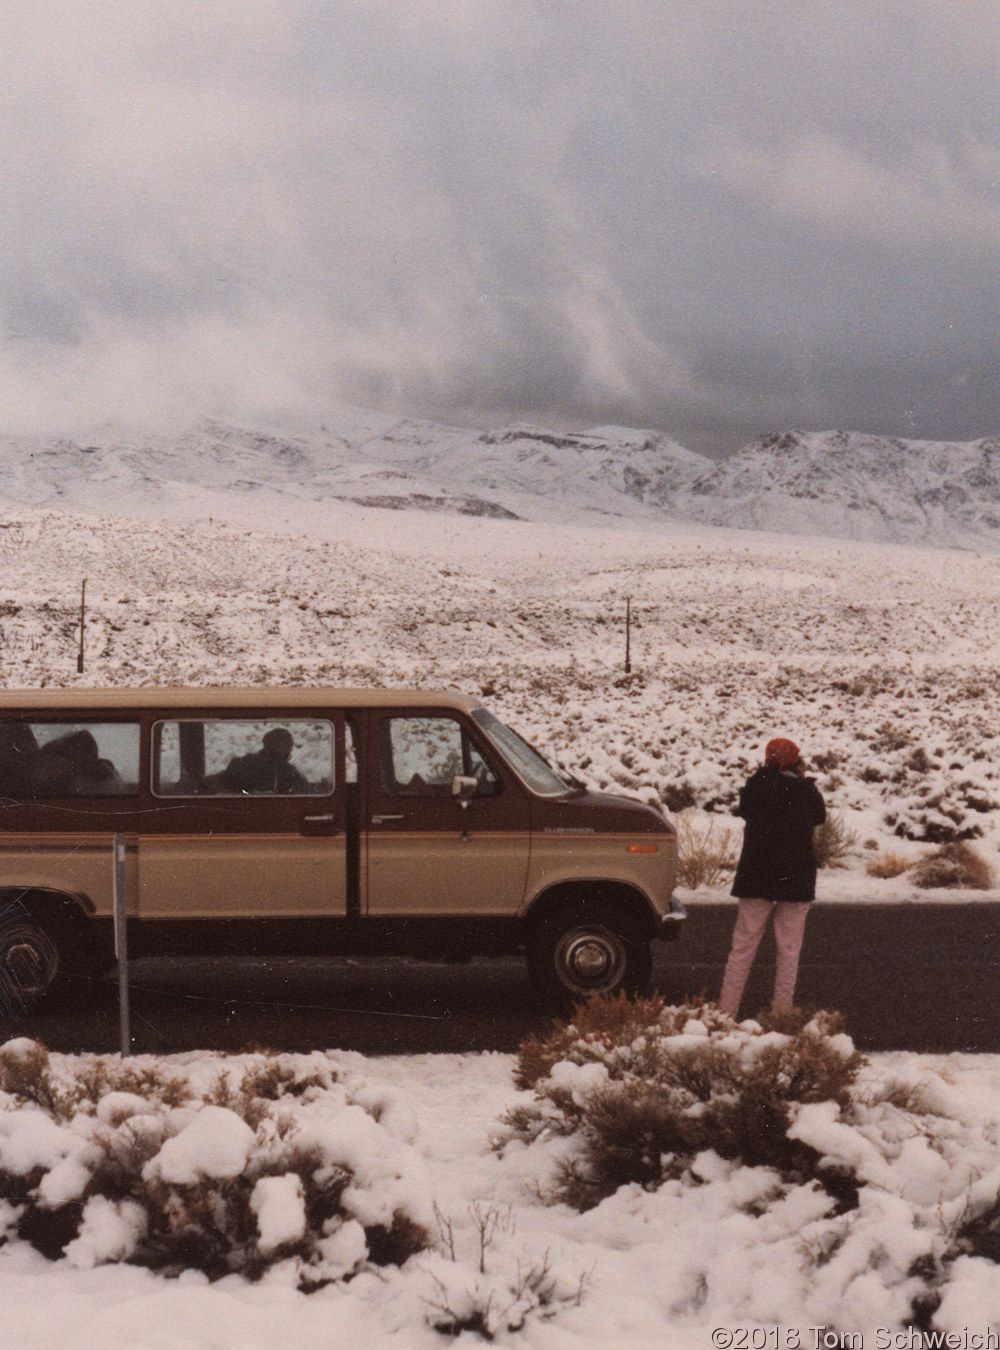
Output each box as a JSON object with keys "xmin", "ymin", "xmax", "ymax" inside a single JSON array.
[
  {"xmin": 525, "ymin": 901, "xmax": 652, "ymax": 1010},
  {"xmin": 0, "ymin": 895, "xmax": 96, "ymax": 1014}
]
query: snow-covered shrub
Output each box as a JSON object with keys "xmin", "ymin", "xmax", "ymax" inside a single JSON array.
[
  {"xmin": 415, "ymin": 1203, "xmax": 589, "ymax": 1340},
  {"xmin": 0, "ymin": 1038, "xmax": 192, "ymax": 1119},
  {"xmin": 950, "ymin": 1199, "xmax": 1000, "ymax": 1266},
  {"xmin": 674, "ymin": 813, "xmax": 739, "ymax": 888},
  {"xmin": 0, "ymin": 1041, "xmax": 431, "ymax": 1288},
  {"xmin": 911, "ymin": 840, "xmax": 995, "ymax": 890},
  {"xmin": 513, "ymin": 991, "xmax": 669, "ymax": 1089},
  {"xmin": 885, "ymin": 789, "xmax": 984, "ymax": 844},
  {"xmin": 503, "ymin": 996, "xmax": 864, "ymax": 1210},
  {"xmin": 659, "ymin": 780, "xmax": 698, "ymax": 813}
]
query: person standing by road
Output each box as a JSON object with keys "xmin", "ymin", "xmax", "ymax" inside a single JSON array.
[{"xmin": 718, "ymin": 737, "xmax": 826, "ymax": 1019}]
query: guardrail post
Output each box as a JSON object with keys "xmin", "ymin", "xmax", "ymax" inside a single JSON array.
[{"xmin": 113, "ymin": 833, "xmax": 131, "ymax": 1057}]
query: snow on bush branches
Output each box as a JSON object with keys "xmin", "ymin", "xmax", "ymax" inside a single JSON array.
[
  {"xmin": 496, "ymin": 995, "xmax": 1000, "ymax": 1332},
  {"xmin": 0, "ymin": 1039, "xmax": 431, "ymax": 1288},
  {"xmin": 501, "ymin": 995, "xmax": 864, "ymax": 1210}
]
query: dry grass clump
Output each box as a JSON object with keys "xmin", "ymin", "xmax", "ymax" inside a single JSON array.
[
  {"xmin": 675, "ymin": 814, "xmax": 740, "ymax": 888},
  {"xmin": 910, "ymin": 841, "xmax": 996, "ymax": 891},
  {"xmin": 865, "ymin": 850, "xmax": 914, "ymax": 880},
  {"xmin": 504, "ymin": 995, "xmax": 864, "ymax": 1211},
  {"xmin": 813, "ymin": 811, "xmax": 860, "ymax": 869}
]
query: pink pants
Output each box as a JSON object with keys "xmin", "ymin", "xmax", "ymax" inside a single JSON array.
[{"xmin": 718, "ymin": 898, "xmax": 810, "ymax": 1018}]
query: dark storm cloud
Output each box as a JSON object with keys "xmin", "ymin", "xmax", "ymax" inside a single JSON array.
[{"xmin": 0, "ymin": 0, "xmax": 996, "ymax": 450}]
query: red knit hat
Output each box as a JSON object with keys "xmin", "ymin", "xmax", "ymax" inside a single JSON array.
[{"xmin": 765, "ymin": 737, "xmax": 801, "ymax": 770}]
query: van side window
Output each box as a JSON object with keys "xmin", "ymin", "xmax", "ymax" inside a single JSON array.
[
  {"xmin": 378, "ymin": 716, "xmax": 499, "ymax": 797},
  {"xmin": 0, "ymin": 721, "xmax": 140, "ymax": 798},
  {"xmin": 153, "ymin": 720, "xmax": 334, "ymax": 797}
]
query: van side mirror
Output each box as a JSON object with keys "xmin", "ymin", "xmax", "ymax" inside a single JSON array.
[{"xmin": 452, "ymin": 775, "xmax": 478, "ymax": 800}]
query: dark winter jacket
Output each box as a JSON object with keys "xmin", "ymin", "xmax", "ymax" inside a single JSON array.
[
  {"xmin": 221, "ymin": 750, "xmax": 308, "ymax": 795},
  {"xmin": 731, "ymin": 765, "xmax": 826, "ymax": 904}
]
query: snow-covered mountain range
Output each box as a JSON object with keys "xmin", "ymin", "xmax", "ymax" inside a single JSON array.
[
  {"xmin": 677, "ymin": 429, "xmax": 1000, "ymax": 547},
  {"xmin": 0, "ymin": 410, "xmax": 997, "ymax": 548},
  {"xmin": 0, "ymin": 413, "xmax": 708, "ymax": 528}
]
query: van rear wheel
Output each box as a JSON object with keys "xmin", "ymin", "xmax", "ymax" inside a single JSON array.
[
  {"xmin": 0, "ymin": 898, "xmax": 95, "ymax": 1014},
  {"xmin": 526, "ymin": 902, "xmax": 652, "ymax": 1010}
]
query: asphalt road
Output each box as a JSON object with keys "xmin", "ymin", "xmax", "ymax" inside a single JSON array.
[{"xmin": 6, "ymin": 901, "xmax": 1000, "ymax": 1057}]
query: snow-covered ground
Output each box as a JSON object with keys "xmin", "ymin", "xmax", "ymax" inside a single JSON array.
[
  {"xmin": 6, "ymin": 1039, "xmax": 1000, "ymax": 1349},
  {"xmin": 2, "ymin": 465, "xmax": 1000, "ymax": 1343},
  {"xmin": 2, "ymin": 492, "xmax": 999, "ymax": 875}
]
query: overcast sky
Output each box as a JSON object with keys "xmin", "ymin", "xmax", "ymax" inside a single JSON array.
[{"xmin": 0, "ymin": 1, "xmax": 997, "ymax": 453}]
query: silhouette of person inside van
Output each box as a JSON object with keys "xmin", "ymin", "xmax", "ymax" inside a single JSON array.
[
  {"xmin": 33, "ymin": 730, "xmax": 125, "ymax": 796},
  {"xmin": 221, "ymin": 728, "xmax": 308, "ymax": 795}
]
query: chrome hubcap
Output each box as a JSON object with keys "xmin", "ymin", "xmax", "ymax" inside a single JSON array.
[
  {"xmin": 570, "ymin": 938, "xmax": 613, "ymax": 979},
  {"xmin": 557, "ymin": 928, "xmax": 626, "ymax": 993}
]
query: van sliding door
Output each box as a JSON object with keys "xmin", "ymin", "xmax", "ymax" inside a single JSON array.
[{"xmin": 139, "ymin": 714, "xmax": 347, "ymax": 919}]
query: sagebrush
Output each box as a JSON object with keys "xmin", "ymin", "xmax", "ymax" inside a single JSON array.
[
  {"xmin": 910, "ymin": 840, "xmax": 995, "ymax": 890},
  {"xmin": 423, "ymin": 1203, "xmax": 589, "ymax": 1339},
  {"xmin": 503, "ymin": 994, "xmax": 864, "ymax": 1211},
  {"xmin": 0, "ymin": 1041, "xmax": 429, "ymax": 1287}
]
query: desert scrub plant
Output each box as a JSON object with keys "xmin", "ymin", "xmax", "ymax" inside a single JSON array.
[
  {"xmin": 514, "ymin": 991, "xmax": 668, "ymax": 1089},
  {"xmin": 660, "ymin": 780, "xmax": 698, "ymax": 813},
  {"xmin": 0, "ymin": 1043, "xmax": 430, "ymax": 1288},
  {"xmin": 0, "ymin": 1039, "xmax": 192, "ymax": 1119},
  {"xmin": 0, "ymin": 1039, "xmax": 58, "ymax": 1112},
  {"xmin": 865, "ymin": 850, "xmax": 914, "ymax": 880},
  {"xmin": 948, "ymin": 1190, "xmax": 1000, "ymax": 1267},
  {"xmin": 421, "ymin": 1202, "xmax": 589, "ymax": 1340},
  {"xmin": 675, "ymin": 813, "xmax": 740, "ymax": 888},
  {"xmin": 812, "ymin": 811, "xmax": 860, "ymax": 869},
  {"xmin": 501, "ymin": 995, "xmax": 865, "ymax": 1211},
  {"xmin": 910, "ymin": 841, "xmax": 996, "ymax": 890},
  {"xmin": 203, "ymin": 1056, "xmax": 338, "ymax": 1130}
]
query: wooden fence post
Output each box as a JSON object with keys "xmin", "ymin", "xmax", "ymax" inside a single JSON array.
[{"xmin": 76, "ymin": 578, "xmax": 87, "ymax": 674}]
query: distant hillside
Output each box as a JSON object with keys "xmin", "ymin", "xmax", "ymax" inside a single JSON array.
[
  {"xmin": 675, "ymin": 429, "xmax": 1000, "ymax": 547},
  {"xmin": 0, "ymin": 412, "xmax": 997, "ymax": 548},
  {"xmin": 0, "ymin": 412, "xmax": 710, "ymax": 527}
]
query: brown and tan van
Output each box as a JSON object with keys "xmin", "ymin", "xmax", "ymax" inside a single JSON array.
[{"xmin": 0, "ymin": 687, "xmax": 683, "ymax": 1010}]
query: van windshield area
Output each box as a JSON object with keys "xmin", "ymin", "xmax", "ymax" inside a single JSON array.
[{"xmin": 471, "ymin": 709, "xmax": 569, "ymax": 797}]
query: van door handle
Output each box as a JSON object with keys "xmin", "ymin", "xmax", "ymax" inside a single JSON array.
[
  {"xmin": 371, "ymin": 814, "xmax": 404, "ymax": 824},
  {"xmin": 300, "ymin": 813, "xmax": 338, "ymax": 836}
]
